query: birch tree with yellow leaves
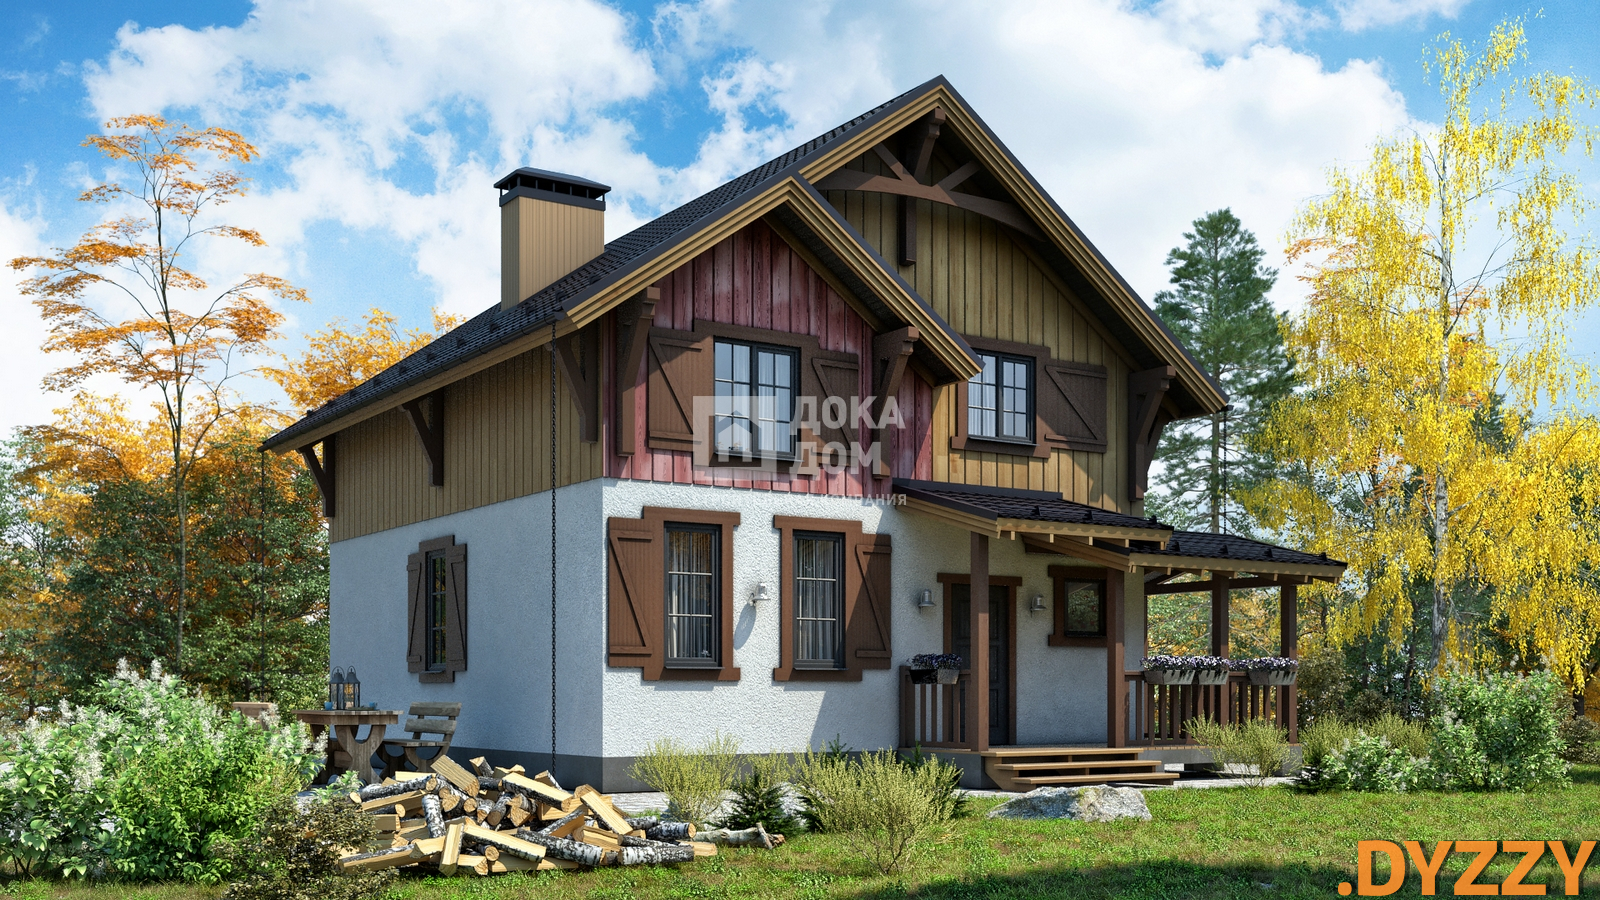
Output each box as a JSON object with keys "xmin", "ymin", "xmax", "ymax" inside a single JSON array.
[
  {"xmin": 9, "ymin": 117, "xmax": 305, "ymax": 677},
  {"xmin": 1256, "ymin": 22, "xmax": 1600, "ymax": 689}
]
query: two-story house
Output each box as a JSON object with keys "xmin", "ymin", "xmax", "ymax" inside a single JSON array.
[{"xmin": 264, "ymin": 76, "xmax": 1344, "ymax": 790}]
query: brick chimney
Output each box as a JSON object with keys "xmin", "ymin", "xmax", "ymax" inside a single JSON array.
[{"xmin": 494, "ymin": 168, "xmax": 610, "ymax": 311}]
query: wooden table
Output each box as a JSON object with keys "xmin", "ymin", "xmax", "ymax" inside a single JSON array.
[{"xmin": 292, "ymin": 709, "xmax": 401, "ymax": 785}]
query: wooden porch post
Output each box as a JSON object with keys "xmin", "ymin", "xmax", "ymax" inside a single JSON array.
[
  {"xmin": 1280, "ymin": 582, "xmax": 1299, "ymax": 743},
  {"xmin": 1106, "ymin": 568, "xmax": 1127, "ymax": 747},
  {"xmin": 970, "ymin": 533, "xmax": 990, "ymax": 752},
  {"xmin": 1212, "ymin": 571, "xmax": 1231, "ymax": 725}
]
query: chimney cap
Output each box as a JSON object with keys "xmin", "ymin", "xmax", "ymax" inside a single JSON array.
[{"xmin": 495, "ymin": 167, "xmax": 611, "ymax": 197}]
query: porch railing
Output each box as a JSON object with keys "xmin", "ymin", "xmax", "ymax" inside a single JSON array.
[
  {"xmin": 1124, "ymin": 671, "xmax": 1297, "ymax": 747},
  {"xmin": 898, "ymin": 666, "xmax": 971, "ymax": 749}
]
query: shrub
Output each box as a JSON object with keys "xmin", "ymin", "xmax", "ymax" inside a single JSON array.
[
  {"xmin": 717, "ymin": 752, "xmax": 799, "ymax": 836},
  {"xmin": 1321, "ymin": 734, "xmax": 1428, "ymax": 792},
  {"xmin": 1187, "ymin": 718, "xmax": 1289, "ymax": 786},
  {"xmin": 1429, "ymin": 671, "xmax": 1567, "ymax": 791},
  {"xmin": 0, "ymin": 661, "xmax": 321, "ymax": 882},
  {"xmin": 628, "ymin": 732, "xmax": 740, "ymax": 825},
  {"xmin": 1558, "ymin": 714, "xmax": 1600, "ymax": 764},
  {"xmin": 792, "ymin": 749, "xmax": 958, "ymax": 875},
  {"xmin": 1363, "ymin": 713, "xmax": 1430, "ymax": 758},
  {"xmin": 214, "ymin": 795, "xmax": 391, "ymax": 900},
  {"xmin": 1299, "ymin": 714, "xmax": 1360, "ymax": 769},
  {"xmin": 904, "ymin": 744, "xmax": 969, "ymax": 820}
]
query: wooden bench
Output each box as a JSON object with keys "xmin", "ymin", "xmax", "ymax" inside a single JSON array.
[{"xmin": 376, "ymin": 702, "xmax": 461, "ymax": 777}]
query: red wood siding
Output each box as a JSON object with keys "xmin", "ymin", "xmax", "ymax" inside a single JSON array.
[{"xmin": 607, "ymin": 220, "xmax": 933, "ymax": 493}]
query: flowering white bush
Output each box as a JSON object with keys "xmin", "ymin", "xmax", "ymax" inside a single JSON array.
[{"xmin": 0, "ymin": 661, "xmax": 324, "ymax": 881}]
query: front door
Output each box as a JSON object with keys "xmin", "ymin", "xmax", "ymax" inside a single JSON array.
[{"xmin": 949, "ymin": 582, "xmax": 1013, "ymax": 747}]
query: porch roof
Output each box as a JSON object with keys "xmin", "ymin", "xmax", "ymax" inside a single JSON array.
[
  {"xmin": 1128, "ymin": 530, "xmax": 1347, "ymax": 581},
  {"xmin": 892, "ymin": 479, "xmax": 1171, "ymax": 547}
]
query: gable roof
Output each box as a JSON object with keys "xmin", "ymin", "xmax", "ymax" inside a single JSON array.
[{"xmin": 264, "ymin": 76, "xmax": 1223, "ymax": 453}]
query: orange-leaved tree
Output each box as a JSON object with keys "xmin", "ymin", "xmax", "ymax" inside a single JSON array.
[
  {"xmin": 267, "ymin": 306, "xmax": 463, "ymax": 414},
  {"xmin": 9, "ymin": 116, "xmax": 305, "ymax": 676}
]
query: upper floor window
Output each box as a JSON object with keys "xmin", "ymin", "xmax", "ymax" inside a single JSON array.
[
  {"xmin": 714, "ymin": 339, "xmax": 796, "ymax": 459},
  {"xmin": 794, "ymin": 532, "xmax": 845, "ymax": 668},
  {"xmin": 968, "ymin": 351, "xmax": 1032, "ymax": 442},
  {"xmin": 665, "ymin": 523, "xmax": 721, "ymax": 666}
]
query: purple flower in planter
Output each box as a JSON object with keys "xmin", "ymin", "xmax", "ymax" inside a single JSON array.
[
  {"xmin": 1230, "ymin": 656, "xmax": 1300, "ymax": 672},
  {"xmin": 910, "ymin": 653, "xmax": 965, "ymax": 670}
]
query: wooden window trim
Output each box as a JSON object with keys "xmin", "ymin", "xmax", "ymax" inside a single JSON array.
[
  {"xmin": 1047, "ymin": 564, "xmax": 1109, "ymax": 647},
  {"xmin": 607, "ymin": 507, "xmax": 742, "ymax": 682},
  {"xmin": 936, "ymin": 572, "xmax": 1019, "ymax": 746},
  {"xmin": 772, "ymin": 516, "xmax": 893, "ymax": 682},
  {"xmin": 950, "ymin": 335, "xmax": 1107, "ymax": 457}
]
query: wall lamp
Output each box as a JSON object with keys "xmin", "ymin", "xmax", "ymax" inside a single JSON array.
[
  {"xmin": 749, "ymin": 583, "xmax": 772, "ymax": 607},
  {"xmin": 1029, "ymin": 593, "xmax": 1047, "ymax": 614},
  {"xmin": 916, "ymin": 589, "xmax": 935, "ymax": 610}
]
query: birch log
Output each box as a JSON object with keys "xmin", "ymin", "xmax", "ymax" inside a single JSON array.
[
  {"xmin": 340, "ymin": 845, "xmax": 415, "ymax": 871},
  {"xmin": 643, "ymin": 821, "xmax": 695, "ymax": 841},
  {"xmin": 691, "ymin": 825, "xmax": 774, "ymax": 849},
  {"xmin": 355, "ymin": 775, "xmax": 435, "ymax": 802},
  {"xmin": 616, "ymin": 844, "xmax": 696, "ymax": 865},
  {"xmin": 624, "ymin": 816, "xmax": 660, "ymax": 830},
  {"xmin": 421, "ymin": 794, "xmax": 446, "ymax": 838},
  {"xmin": 513, "ymin": 828, "xmax": 608, "ymax": 867},
  {"xmin": 462, "ymin": 824, "xmax": 547, "ymax": 863}
]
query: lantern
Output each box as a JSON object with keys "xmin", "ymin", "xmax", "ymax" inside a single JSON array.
[
  {"xmin": 329, "ymin": 668, "xmax": 345, "ymax": 710},
  {"xmin": 344, "ymin": 668, "xmax": 361, "ymax": 709}
]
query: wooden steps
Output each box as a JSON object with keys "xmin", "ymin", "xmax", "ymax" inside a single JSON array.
[{"xmin": 980, "ymin": 746, "xmax": 1178, "ymax": 790}]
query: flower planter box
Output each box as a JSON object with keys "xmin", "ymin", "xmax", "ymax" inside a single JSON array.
[
  {"xmin": 1194, "ymin": 668, "xmax": 1231, "ymax": 686},
  {"xmin": 936, "ymin": 667, "xmax": 960, "ymax": 685},
  {"xmin": 1143, "ymin": 668, "xmax": 1195, "ymax": 686},
  {"xmin": 909, "ymin": 668, "xmax": 937, "ymax": 685},
  {"xmin": 1247, "ymin": 669, "xmax": 1297, "ymax": 687}
]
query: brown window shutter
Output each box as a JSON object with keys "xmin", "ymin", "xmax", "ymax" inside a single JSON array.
[
  {"xmin": 804, "ymin": 350, "xmax": 863, "ymax": 453},
  {"xmin": 646, "ymin": 327, "xmax": 712, "ymax": 452},
  {"xmin": 1039, "ymin": 361, "xmax": 1108, "ymax": 452},
  {"xmin": 406, "ymin": 551, "xmax": 426, "ymax": 673},
  {"xmin": 607, "ymin": 517, "xmax": 660, "ymax": 673},
  {"xmin": 848, "ymin": 534, "xmax": 893, "ymax": 669},
  {"xmin": 443, "ymin": 542, "xmax": 468, "ymax": 674}
]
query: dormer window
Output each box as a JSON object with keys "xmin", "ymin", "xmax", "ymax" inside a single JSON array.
[
  {"xmin": 968, "ymin": 351, "xmax": 1032, "ymax": 442},
  {"xmin": 713, "ymin": 339, "xmax": 796, "ymax": 459}
]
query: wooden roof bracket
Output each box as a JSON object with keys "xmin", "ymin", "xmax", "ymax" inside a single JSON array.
[
  {"xmin": 869, "ymin": 325, "xmax": 919, "ymax": 476},
  {"xmin": 613, "ymin": 286, "xmax": 659, "ymax": 456},
  {"xmin": 297, "ymin": 436, "xmax": 335, "ymax": 517},
  {"xmin": 553, "ymin": 318, "xmax": 603, "ymax": 443},
  {"xmin": 401, "ymin": 391, "xmax": 445, "ymax": 487},
  {"xmin": 898, "ymin": 107, "xmax": 946, "ymax": 265},
  {"xmin": 1129, "ymin": 365, "xmax": 1176, "ymax": 501}
]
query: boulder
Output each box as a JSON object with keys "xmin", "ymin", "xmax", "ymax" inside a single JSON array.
[{"xmin": 986, "ymin": 786, "xmax": 1151, "ymax": 822}]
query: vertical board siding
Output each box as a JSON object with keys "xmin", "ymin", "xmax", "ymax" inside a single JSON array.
[
  {"xmin": 330, "ymin": 348, "xmax": 602, "ymax": 543},
  {"xmin": 606, "ymin": 219, "xmax": 921, "ymax": 499},
  {"xmin": 825, "ymin": 149, "xmax": 1134, "ymax": 514}
]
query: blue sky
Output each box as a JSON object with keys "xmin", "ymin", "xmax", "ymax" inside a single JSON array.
[{"xmin": 1, "ymin": 0, "xmax": 1596, "ymax": 433}]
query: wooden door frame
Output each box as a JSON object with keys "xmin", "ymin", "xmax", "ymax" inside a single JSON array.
[{"xmin": 937, "ymin": 572, "xmax": 1020, "ymax": 747}]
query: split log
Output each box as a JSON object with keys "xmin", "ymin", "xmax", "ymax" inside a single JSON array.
[
  {"xmin": 436, "ymin": 783, "xmax": 465, "ymax": 813},
  {"xmin": 507, "ymin": 797, "xmax": 533, "ymax": 828},
  {"xmin": 580, "ymin": 826, "xmax": 621, "ymax": 850},
  {"xmin": 616, "ymin": 844, "xmax": 696, "ymax": 866},
  {"xmin": 534, "ymin": 769, "xmax": 563, "ymax": 791},
  {"xmin": 408, "ymin": 835, "xmax": 447, "ymax": 861},
  {"xmin": 431, "ymin": 755, "xmax": 482, "ymax": 797},
  {"xmin": 643, "ymin": 821, "xmax": 695, "ymax": 841},
  {"xmin": 481, "ymin": 845, "xmax": 500, "ymax": 862},
  {"xmin": 483, "ymin": 794, "xmax": 510, "ymax": 828},
  {"xmin": 490, "ymin": 765, "xmax": 526, "ymax": 779},
  {"xmin": 369, "ymin": 814, "xmax": 399, "ymax": 833},
  {"xmin": 454, "ymin": 852, "xmax": 484, "ymax": 874},
  {"xmin": 512, "ymin": 828, "xmax": 608, "ymax": 867},
  {"xmin": 577, "ymin": 786, "xmax": 632, "ymax": 834},
  {"xmin": 394, "ymin": 823, "xmax": 431, "ymax": 842},
  {"xmin": 469, "ymin": 756, "xmax": 494, "ymax": 777},
  {"xmin": 355, "ymin": 775, "xmax": 436, "ymax": 802},
  {"xmin": 340, "ymin": 845, "xmax": 415, "ymax": 871},
  {"xmin": 691, "ymin": 825, "xmax": 774, "ymax": 849},
  {"xmin": 422, "ymin": 794, "xmax": 445, "ymax": 838},
  {"xmin": 477, "ymin": 776, "xmax": 502, "ymax": 792},
  {"xmin": 501, "ymin": 772, "xmax": 572, "ymax": 805},
  {"xmin": 536, "ymin": 809, "xmax": 586, "ymax": 834},
  {"xmin": 463, "ymin": 823, "xmax": 547, "ymax": 863},
  {"xmin": 691, "ymin": 842, "xmax": 718, "ymax": 858},
  {"xmin": 360, "ymin": 790, "xmax": 423, "ymax": 812},
  {"xmin": 438, "ymin": 821, "xmax": 465, "ymax": 876}
]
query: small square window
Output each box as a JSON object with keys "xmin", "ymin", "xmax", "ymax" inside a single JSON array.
[
  {"xmin": 1063, "ymin": 581, "xmax": 1105, "ymax": 636},
  {"xmin": 968, "ymin": 351, "xmax": 1032, "ymax": 442}
]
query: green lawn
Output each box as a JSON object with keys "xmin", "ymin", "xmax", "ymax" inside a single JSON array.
[{"xmin": 5, "ymin": 769, "xmax": 1599, "ymax": 900}]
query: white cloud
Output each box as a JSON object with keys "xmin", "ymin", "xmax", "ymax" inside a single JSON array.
[
  {"xmin": 0, "ymin": 195, "xmax": 58, "ymax": 435},
  {"xmin": 1333, "ymin": 0, "xmax": 1469, "ymax": 32}
]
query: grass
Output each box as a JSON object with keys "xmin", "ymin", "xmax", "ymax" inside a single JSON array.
[{"xmin": 6, "ymin": 767, "xmax": 1600, "ymax": 900}]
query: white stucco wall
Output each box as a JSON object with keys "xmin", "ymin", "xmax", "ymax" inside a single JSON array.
[
  {"xmin": 329, "ymin": 476, "xmax": 1139, "ymax": 762},
  {"xmin": 328, "ymin": 479, "xmax": 606, "ymax": 759}
]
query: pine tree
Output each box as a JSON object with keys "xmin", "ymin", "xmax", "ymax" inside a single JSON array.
[{"xmin": 1149, "ymin": 209, "xmax": 1293, "ymax": 534}]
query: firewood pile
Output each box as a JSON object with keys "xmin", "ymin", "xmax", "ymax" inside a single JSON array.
[{"xmin": 336, "ymin": 753, "xmax": 781, "ymax": 876}]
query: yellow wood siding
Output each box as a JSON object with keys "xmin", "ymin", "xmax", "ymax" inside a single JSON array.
[
  {"xmin": 329, "ymin": 346, "xmax": 601, "ymax": 543},
  {"xmin": 825, "ymin": 151, "xmax": 1132, "ymax": 513}
]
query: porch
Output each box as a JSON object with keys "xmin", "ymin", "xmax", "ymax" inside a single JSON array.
[{"xmin": 891, "ymin": 480, "xmax": 1344, "ymax": 787}]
